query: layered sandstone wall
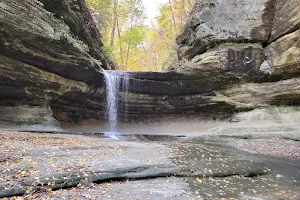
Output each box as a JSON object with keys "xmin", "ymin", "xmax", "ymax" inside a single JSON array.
[
  {"xmin": 0, "ymin": 0, "xmax": 111, "ymax": 126},
  {"xmin": 0, "ymin": 0, "xmax": 299, "ymax": 127},
  {"xmin": 165, "ymin": 0, "xmax": 300, "ymax": 114},
  {"xmin": 119, "ymin": 0, "xmax": 300, "ymax": 121}
]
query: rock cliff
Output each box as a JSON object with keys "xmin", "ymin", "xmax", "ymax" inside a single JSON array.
[
  {"xmin": 0, "ymin": 0, "xmax": 299, "ymax": 128},
  {"xmin": 0, "ymin": 0, "xmax": 111, "ymax": 127},
  {"xmin": 167, "ymin": 0, "xmax": 300, "ymax": 116},
  {"xmin": 115, "ymin": 0, "xmax": 300, "ymax": 121}
]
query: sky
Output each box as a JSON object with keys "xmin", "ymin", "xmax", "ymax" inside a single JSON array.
[{"xmin": 143, "ymin": 0, "xmax": 169, "ymax": 25}]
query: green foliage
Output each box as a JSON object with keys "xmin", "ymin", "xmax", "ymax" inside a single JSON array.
[
  {"xmin": 157, "ymin": 5, "xmax": 172, "ymax": 31},
  {"xmin": 87, "ymin": 0, "xmax": 113, "ymax": 27},
  {"xmin": 121, "ymin": 25, "xmax": 144, "ymax": 46},
  {"xmin": 87, "ymin": 0, "xmax": 195, "ymax": 71},
  {"xmin": 123, "ymin": 0, "xmax": 145, "ymax": 24}
]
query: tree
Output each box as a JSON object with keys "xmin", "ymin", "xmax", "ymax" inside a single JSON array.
[{"xmin": 87, "ymin": 0, "xmax": 195, "ymax": 71}]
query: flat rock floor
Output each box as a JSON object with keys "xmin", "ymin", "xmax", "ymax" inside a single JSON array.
[{"xmin": 1, "ymin": 130, "xmax": 300, "ymax": 199}]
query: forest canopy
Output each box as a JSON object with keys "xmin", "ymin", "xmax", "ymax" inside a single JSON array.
[{"xmin": 87, "ymin": 0, "xmax": 195, "ymax": 71}]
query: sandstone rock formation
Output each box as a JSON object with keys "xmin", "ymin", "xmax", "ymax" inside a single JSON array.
[
  {"xmin": 177, "ymin": 0, "xmax": 275, "ymax": 59},
  {"xmin": 0, "ymin": 0, "xmax": 299, "ymax": 128},
  {"xmin": 116, "ymin": 0, "xmax": 300, "ymax": 120},
  {"xmin": 0, "ymin": 0, "xmax": 110, "ymax": 127},
  {"xmin": 167, "ymin": 0, "xmax": 300, "ymax": 115}
]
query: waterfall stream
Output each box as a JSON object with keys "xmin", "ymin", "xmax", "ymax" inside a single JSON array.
[{"xmin": 103, "ymin": 70, "xmax": 129, "ymax": 139}]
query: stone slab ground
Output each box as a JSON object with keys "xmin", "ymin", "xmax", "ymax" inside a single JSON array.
[{"xmin": 1, "ymin": 130, "xmax": 300, "ymax": 199}]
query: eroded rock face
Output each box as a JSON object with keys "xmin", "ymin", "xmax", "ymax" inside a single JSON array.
[
  {"xmin": 0, "ymin": 0, "xmax": 109, "ymax": 126},
  {"xmin": 1, "ymin": 0, "xmax": 300, "ymax": 127},
  {"xmin": 265, "ymin": 29, "xmax": 300, "ymax": 78},
  {"xmin": 177, "ymin": 43, "xmax": 266, "ymax": 81},
  {"xmin": 270, "ymin": 0, "xmax": 300, "ymax": 42},
  {"xmin": 39, "ymin": 0, "xmax": 112, "ymax": 69},
  {"xmin": 115, "ymin": 42, "xmax": 266, "ymax": 119},
  {"xmin": 0, "ymin": 0, "xmax": 112, "ymax": 86},
  {"xmin": 177, "ymin": 0, "xmax": 275, "ymax": 59},
  {"xmin": 168, "ymin": 0, "xmax": 300, "ymax": 116},
  {"xmin": 0, "ymin": 106, "xmax": 60, "ymax": 130}
]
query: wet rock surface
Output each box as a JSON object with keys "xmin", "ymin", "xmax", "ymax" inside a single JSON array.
[
  {"xmin": 175, "ymin": 142, "xmax": 300, "ymax": 199},
  {"xmin": 1, "ymin": 130, "xmax": 300, "ymax": 199}
]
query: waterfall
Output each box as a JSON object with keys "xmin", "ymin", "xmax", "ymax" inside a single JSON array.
[{"xmin": 103, "ymin": 70, "xmax": 129, "ymax": 139}]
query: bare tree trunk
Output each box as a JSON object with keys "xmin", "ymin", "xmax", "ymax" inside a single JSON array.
[
  {"xmin": 116, "ymin": 16, "xmax": 124, "ymax": 66},
  {"xmin": 142, "ymin": 42, "xmax": 149, "ymax": 69},
  {"xmin": 153, "ymin": 52, "xmax": 157, "ymax": 71},
  {"xmin": 169, "ymin": 23, "xmax": 175, "ymax": 39},
  {"xmin": 125, "ymin": 44, "xmax": 130, "ymax": 66},
  {"xmin": 180, "ymin": 1, "xmax": 184, "ymax": 28},
  {"xmin": 110, "ymin": 0, "xmax": 118, "ymax": 47},
  {"xmin": 168, "ymin": 0, "xmax": 177, "ymax": 33},
  {"xmin": 124, "ymin": 15, "xmax": 134, "ymax": 68},
  {"xmin": 182, "ymin": 0, "xmax": 188, "ymax": 18}
]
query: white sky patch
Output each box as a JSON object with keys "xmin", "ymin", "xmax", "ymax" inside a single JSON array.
[{"xmin": 143, "ymin": 0, "xmax": 169, "ymax": 25}]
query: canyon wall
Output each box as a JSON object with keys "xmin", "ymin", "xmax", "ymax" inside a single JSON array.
[
  {"xmin": 163, "ymin": 0, "xmax": 300, "ymax": 118},
  {"xmin": 0, "ymin": 0, "xmax": 299, "ymax": 127},
  {"xmin": 0, "ymin": 0, "xmax": 112, "ymax": 127},
  {"xmin": 116, "ymin": 0, "xmax": 300, "ymax": 121}
]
